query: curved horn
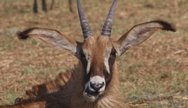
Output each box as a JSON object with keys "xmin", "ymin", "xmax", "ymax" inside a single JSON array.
[
  {"xmin": 101, "ymin": 0, "xmax": 117, "ymax": 36},
  {"xmin": 77, "ymin": 0, "xmax": 92, "ymax": 38}
]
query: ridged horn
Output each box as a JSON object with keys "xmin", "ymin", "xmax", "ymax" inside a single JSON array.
[
  {"xmin": 101, "ymin": 0, "xmax": 117, "ymax": 36},
  {"xmin": 77, "ymin": 0, "xmax": 92, "ymax": 38}
]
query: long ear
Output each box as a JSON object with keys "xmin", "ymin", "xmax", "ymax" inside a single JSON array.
[
  {"xmin": 17, "ymin": 27, "xmax": 78, "ymax": 56},
  {"xmin": 115, "ymin": 20, "xmax": 176, "ymax": 56}
]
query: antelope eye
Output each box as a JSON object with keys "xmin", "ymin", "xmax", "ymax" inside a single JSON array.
[
  {"xmin": 79, "ymin": 49, "xmax": 86, "ymax": 58},
  {"xmin": 81, "ymin": 51, "xmax": 91, "ymax": 61},
  {"xmin": 81, "ymin": 52, "xmax": 86, "ymax": 59},
  {"xmin": 110, "ymin": 49, "xmax": 116, "ymax": 57}
]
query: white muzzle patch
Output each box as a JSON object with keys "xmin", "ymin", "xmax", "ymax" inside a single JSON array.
[
  {"xmin": 87, "ymin": 76, "xmax": 106, "ymax": 92},
  {"xmin": 83, "ymin": 76, "xmax": 106, "ymax": 102}
]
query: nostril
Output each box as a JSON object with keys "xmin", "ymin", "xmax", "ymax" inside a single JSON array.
[{"xmin": 90, "ymin": 82, "xmax": 104, "ymax": 91}]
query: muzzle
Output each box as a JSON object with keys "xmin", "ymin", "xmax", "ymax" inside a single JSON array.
[{"xmin": 83, "ymin": 76, "xmax": 106, "ymax": 102}]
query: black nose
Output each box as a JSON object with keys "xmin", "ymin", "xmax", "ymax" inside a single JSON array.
[{"xmin": 90, "ymin": 82, "xmax": 104, "ymax": 91}]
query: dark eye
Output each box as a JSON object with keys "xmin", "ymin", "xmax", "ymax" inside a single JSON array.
[
  {"xmin": 81, "ymin": 52, "xmax": 86, "ymax": 59},
  {"xmin": 110, "ymin": 49, "xmax": 116, "ymax": 58},
  {"xmin": 80, "ymin": 49, "xmax": 86, "ymax": 58}
]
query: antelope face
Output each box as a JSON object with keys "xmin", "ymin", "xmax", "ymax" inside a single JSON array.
[
  {"xmin": 18, "ymin": 0, "xmax": 176, "ymax": 103},
  {"xmin": 81, "ymin": 36, "xmax": 116, "ymax": 102}
]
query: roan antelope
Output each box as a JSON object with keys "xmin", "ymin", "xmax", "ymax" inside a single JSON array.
[
  {"xmin": 33, "ymin": 0, "xmax": 73, "ymax": 13},
  {"xmin": 0, "ymin": 0, "xmax": 176, "ymax": 107}
]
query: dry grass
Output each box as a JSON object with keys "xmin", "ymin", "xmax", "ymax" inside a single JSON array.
[{"xmin": 0, "ymin": 0, "xmax": 187, "ymax": 107}]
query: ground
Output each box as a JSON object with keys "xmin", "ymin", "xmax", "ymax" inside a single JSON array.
[{"xmin": 0, "ymin": 0, "xmax": 187, "ymax": 108}]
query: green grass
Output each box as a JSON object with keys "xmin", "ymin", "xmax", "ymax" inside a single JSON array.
[{"xmin": 0, "ymin": 0, "xmax": 188, "ymax": 107}]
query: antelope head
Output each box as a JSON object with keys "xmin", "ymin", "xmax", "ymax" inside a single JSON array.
[{"xmin": 18, "ymin": 0, "xmax": 176, "ymax": 103}]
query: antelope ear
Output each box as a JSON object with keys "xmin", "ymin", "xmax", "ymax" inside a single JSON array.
[
  {"xmin": 115, "ymin": 20, "xmax": 176, "ymax": 56},
  {"xmin": 17, "ymin": 27, "xmax": 79, "ymax": 56}
]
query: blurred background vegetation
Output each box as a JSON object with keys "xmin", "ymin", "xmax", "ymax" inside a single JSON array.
[{"xmin": 0, "ymin": 0, "xmax": 187, "ymax": 107}]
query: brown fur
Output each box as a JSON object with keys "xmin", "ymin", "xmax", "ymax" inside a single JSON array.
[
  {"xmin": 26, "ymin": 71, "xmax": 72, "ymax": 97},
  {"xmin": 0, "ymin": 101, "xmax": 46, "ymax": 108}
]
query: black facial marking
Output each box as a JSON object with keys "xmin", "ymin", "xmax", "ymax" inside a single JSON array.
[
  {"xmin": 108, "ymin": 48, "xmax": 116, "ymax": 73},
  {"xmin": 104, "ymin": 48, "xmax": 116, "ymax": 85},
  {"xmin": 79, "ymin": 49, "xmax": 90, "ymax": 86}
]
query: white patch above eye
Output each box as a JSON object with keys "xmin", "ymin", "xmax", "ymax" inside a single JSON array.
[
  {"xmin": 86, "ymin": 59, "xmax": 91, "ymax": 74},
  {"xmin": 82, "ymin": 49, "xmax": 91, "ymax": 74},
  {"xmin": 104, "ymin": 55, "xmax": 110, "ymax": 74}
]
